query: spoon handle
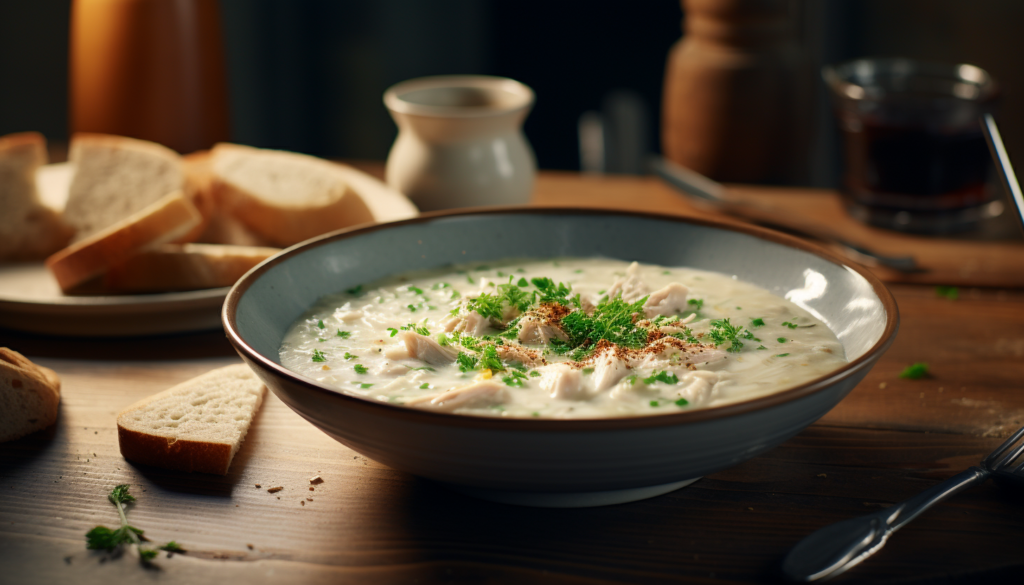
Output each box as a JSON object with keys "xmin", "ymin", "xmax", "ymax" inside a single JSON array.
[
  {"xmin": 782, "ymin": 467, "xmax": 989, "ymax": 582},
  {"xmin": 981, "ymin": 114, "xmax": 1024, "ymax": 233}
]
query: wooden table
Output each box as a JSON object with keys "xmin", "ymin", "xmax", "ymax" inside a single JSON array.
[{"xmin": 3, "ymin": 171, "xmax": 1024, "ymax": 584}]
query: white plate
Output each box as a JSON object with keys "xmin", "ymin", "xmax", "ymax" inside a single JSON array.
[{"xmin": 0, "ymin": 162, "xmax": 418, "ymax": 337}]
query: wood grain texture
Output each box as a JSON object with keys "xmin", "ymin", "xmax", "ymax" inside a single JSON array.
[{"xmin": 4, "ymin": 170, "xmax": 1024, "ymax": 584}]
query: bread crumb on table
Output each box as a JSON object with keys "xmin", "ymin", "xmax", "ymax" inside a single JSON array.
[
  {"xmin": 267, "ymin": 486, "xmax": 283, "ymax": 493},
  {"xmin": 254, "ymin": 483, "xmax": 261, "ymax": 488},
  {"xmin": 300, "ymin": 500, "xmax": 305, "ymax": 506},
  {"xmin": 309, "ymin": 475, "xmax": 324, "ymax": 484}
]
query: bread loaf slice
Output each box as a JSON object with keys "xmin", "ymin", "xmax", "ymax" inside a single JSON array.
[
  {"xmin": 0, "ymin": 348, "xmax": 61, "ymax": 442},
  {"xmin": 101, "ymin": 243, "xmax": 280, "ymax": 293},
  {"xmin": 0, "ymin": 132, "xmax": 73, "ymax": 260},
  {"xmin": 211, "ymin": 143, "xmax": 375, "ymax": 247},
  {"xmin": 117, "ymin": 364, "xmax": 266, "ymax": 475},
  {"xmin": 63, "ymin": 133, "xmax": 192, "ymax": 242},
  {"xmin": 45, "ymin": 191, "xmax": 201, "ymax": 292}
]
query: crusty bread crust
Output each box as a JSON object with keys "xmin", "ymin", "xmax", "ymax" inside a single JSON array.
[
  {"xmin": 116, "ymin": 426, "xmax": 234, "ymax": 475},
  {"xmin": 211, "ymin": 143, "xmax": 375, "ymax": 247},
  {"xmin": 0, "ymin": 132, "xmax": 73, "ymax": 260},
  {"xmin": 179, "ymin": 149, "xmax": 217, "ymax": 243},
  {"xmin": 116, "ymin": 364, "xmax": 265, "ymax": 475},
  {"xmin": 45, "ymin": 191, "xmax": 201, "ymax": 292},
  {"xmin": 101, "ymin": 243, "xmax": 280, "ymax": 293},
  {"xmin": 0, "ymin": 348, "xmax": 61, "ymax": 442}
]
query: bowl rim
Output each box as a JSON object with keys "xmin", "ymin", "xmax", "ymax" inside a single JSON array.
[{"xmin": 224, "ymin": 206, "xmax": 899, "ymax": 431}]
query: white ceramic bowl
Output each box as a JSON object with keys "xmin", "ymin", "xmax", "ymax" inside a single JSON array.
[{"xmin": 224, "ymin": 208, "xmax": 898, "ymax": 507}]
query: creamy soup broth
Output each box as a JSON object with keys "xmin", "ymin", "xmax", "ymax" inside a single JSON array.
[{"xmin": 279, "ymin": 258, "xmax": 847, "ymax": 418}]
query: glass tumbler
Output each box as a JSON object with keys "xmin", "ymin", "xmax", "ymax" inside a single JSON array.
[{"xmin": 823, "ymin": 58, "xmax": 1000, "ymax": 233}]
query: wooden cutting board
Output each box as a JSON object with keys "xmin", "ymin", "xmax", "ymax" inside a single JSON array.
[{"xmin": 530, "ymin": 172, "xmax": 1024, "ymax": 289}]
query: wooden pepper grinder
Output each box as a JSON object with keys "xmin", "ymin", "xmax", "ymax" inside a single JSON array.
[
  {"xmin": 69, "ymin": 0, "xmax": 230, "ymax": 154},
  {"xmin": 662, "ymin": 0, "xmax": 808, "ymax": 183}
]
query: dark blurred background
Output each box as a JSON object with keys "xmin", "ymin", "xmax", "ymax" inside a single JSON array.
[{"xmin": 1, "ymin": 0, "xmax": 1022, "ymax": 188}]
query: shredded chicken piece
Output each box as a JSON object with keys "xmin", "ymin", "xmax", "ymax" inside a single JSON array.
[
  {"xmin": 605, "ymin": 261, "xmax": 649, "ymax": 303},
  {"xmin": 495, "ymin": 343, "xmax": 547, "ymax": 368},
  {"xmin": 643, "ymin": 283, "xmax": 690, "ymax": 318},
  {"xmin": 400, "ymin": 331, "xmax": 459, "ymax": 366},
  {"xmin": 517, "ymin": 315, "xmax": 569, "ymax": 345},
  {"xmin": 538, "ymin": 363, "xmax": 589, "ymax": 400},
  {"xmin": 405, "ymin": 379, "xmax": 506, "ymax": 412},
  {"xmin": 591, "ymin": 349, "xmax": 631, "ymax": 392},
  {"xmin": 440, "ymin": 310, "xmax": 491, "ymax": 336}
]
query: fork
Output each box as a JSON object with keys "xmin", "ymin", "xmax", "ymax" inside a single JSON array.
[{"xmin": 781, "ymin": 425, "xmax": 1024, "ymax": 582}]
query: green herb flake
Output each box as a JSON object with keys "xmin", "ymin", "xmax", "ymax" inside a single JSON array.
[
  {"xmin": 775, "ymin": 353, "xmax": 790, "ymax": 357},
  {"xmin": 643, "ymin": 370, "xmax": 679, "ymax": 385},
  {"xmin": 353, "ymin": 364, "xmax": 368, "ymax": 374},
  {"xmin": 649, "ymin": 400, "xmax": 660, "ymax": 407},
  {"xmin": 899, "ymin": 362, "xmax": 930, "ymax": 380},
  {"xmin": 407, "ymin": 304, "xmax": 417, "ymax": 312},
  {"xmin": 358, "ymin": 383, "xmax": 374, "ymax": 389},
  {"xmin": 777, "ymin": 337, "xmax": 787, "ymax": 343},
  {"xmin": 517, "ymin": 277, "xmax": 529, "ymax": 287},
  {"xmin": 625, "ymin": 374, "xmax": 639, "ymax": 385},
  {"xmin": 582, "ymin": 367, "xmax": 595, "ymax": 374},
  {"xmin": 311, "ymin": 349, "xmax": 327, "ymax": 362},
  {"xmin": 707, "ymin": 318, "xmax": 745, "ymax": 353},
  {"xmin": 751, "ymin": 318, "xmax": 765, "ymax": 327},
  {"xmin": 85, "ymin": 484, "xmax": 178, "ymax": 566},
  {"xmin": 346, "ymin": 284, "xmax": 363, "ymax": 295},
  {"xmin": 337, "ymin": 330, "xmax": 351, "ymax": 338},
  {"xmin": 419, "ymin": 383, "xmax": 431, "ymax": 389},
  {"xmin": 317, "ymin": 319, "xmax": 325, "ymax": 329},
  {"xmin": 687, "ymin": 298, "xmax": 704, "ymax": 311},
  {"xmin": 936, "ymin": 286, "xmax": 959, "ymax": 300},
  {"xmin": 456, "ymin": 352, "xmax": 478, "ymax": 372},
  {"xmin": 528, "ymin": 371, "xmax": 541, "ymax": 378},
  {"xmin": 343, "ymin": 352, "xmax": 356, "ymax": 360},
  {"xmin": 675, "ymin": 398, "xmax": 690, "ymax": 407},
  {"xmin": 387, "ymin": 327, "xmax": 398, "ymax": 337},
  {"xmin": 408, "ymin": 286, "xmax": 424, "ymax": 295},
  {"xmin": 405, "ymin": 365, "xmax": 436, "ymax": 372},
  {"xmin": 662, "ymin": 270, "xmax": 671, "ymax": 275},
  {"xmin": 757, "ymin": 345, "xmax": 767, "ymax": 350},
  {"xmin": 781, "ymin": 321, "xmax": 798, "ymax": 329}
]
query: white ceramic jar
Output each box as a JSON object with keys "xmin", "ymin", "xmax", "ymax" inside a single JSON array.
[{"xmin": 384, "ymin": 75, "xmax": 536, "ymax": 211}]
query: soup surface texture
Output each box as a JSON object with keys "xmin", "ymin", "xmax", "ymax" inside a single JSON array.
[{"xmin": 280, "ymin": 258, "xmax": 847, "ymax": 418}]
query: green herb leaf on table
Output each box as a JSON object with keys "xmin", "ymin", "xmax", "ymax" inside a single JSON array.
[
  {"xmin": 85, "ymin": 484, "xmax": 179, "ymax": 566},
  {"xmin": 899, "ymin": 362, "xmax": 930, "ymax": 380},
  {"xmin": 935, "ymin": 286, "xmax": 959, "ymax": 301}
]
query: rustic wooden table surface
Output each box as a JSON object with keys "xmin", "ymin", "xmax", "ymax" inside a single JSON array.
[{"xmin": 3, "ymin": 170, "xmax": 1024, "ymax": 584}]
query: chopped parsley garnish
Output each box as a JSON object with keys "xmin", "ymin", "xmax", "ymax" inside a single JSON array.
[
  {"xmin": 517, "ymin": 277, "xmax": 529, "ymax": 287},
  {"xmin": 582, "ymin": 367, "xmax": 595, "ymax": 374},
  {"xmin": 456, "ymin": 352, "xmax": 478, "ymax": 372},
  {"xmin": 357, "ymin": 383, "xmax": 373, "ymax": 389},
  {"xmin": 775, "ymin": 353, "xmax": 790, "ymax": 357},
  {"xmin": 675, "ymin": 398, "xmax": 689, "ymax": 407},
  {"xmin": 353, "ymin": 364, "xmax": 368, "ymax": 374},
  {"xmin": 781, "ymin": 321, "xmax": 798, "ymax": 329},
  {"xmin": 405, "ymin": 366, "xmax": 436, "ymax": 372},
  {"xmin": 777, "ymin": 337, "xmax": 787, "ymax": 343},
  {"xmin": 531, "ymin": 277, "xmax": 574, "ymax": 306},
  {"xmin": 643, "ymin": 370, "xmax": 679, "ymax": 385},
  {"xmin": 317, "ymin": 319, "xmax": 325, "ymax": 329},
  {"xmin": 419, "ymin": 383, "xmax": 431, "ymax": 389},
  {"xmin": 528, "ymin": 371, "xmax": 541, "ymax": 378},
  {"xmin": 625, "ymin": 374, "xmax": 639, "ymax": 385},
  {"xmin": 86, "ymin": 484, "xmax": 181, "ymax": 565},
  {"xmin": 687, "ymin": 298, "xmax": 704, "ymax": 311},
  {"xmin": 346, "ymin": 285, "xmax": 362, "ymax": 295},
  {"xmin": 757, "ymin": 345, "xmax": 767, "ymax": 350},
  {"xmin": 751, "ymin": 318, "xmax": 765, "ymax": 327},
  {"xmin": 432, "ymin": 282, "xmax": 450, "ymax": 290},
  {"xmin": 740, "ymin": 330, "xmax": 760, "ymax": 341},
  {"xmin": 935, "ymin": 286, "xmax": 959, "ymax": 301},
  {"xmin": 899, "ymin": 362, "xmax": 930, "ymax": 380},
  {"xmin": 501, "ymin": 370, "xmax": 528, "ymax": 387},
  {"xmin": 387, "ymin": 327, "xmax": 398, "ymax": 337},
  {"xmin": 478, "ymin": 345, "xmax": 504, "ymax": 371},
  {"xmin": 343, "ymin": 352, "xmax": 356, "ymax": 360},
  {"xmin": 407, "ymin": 286, "xmax": 424, "ymax": 295},
  {"xmin": 311, "ymin": 349, "xmax": 327, "ymax": 362},
  {"xmin": 559, "ymin": 295, "xmax": 650, "ymax": 359},
  {"xmin": 337, "ymin": 329, "xmax": 351, "ymax": 338},
  {"xmin": 649, "ymin": 400, "xmax": 660, "ymax": 407},
  {"xmin": 407, "ymin": 304, "xmax": 417, "ymax": 312},
  {"xmin": 707, "ymin": 318, "xmax": 745, "ymax": 352}
]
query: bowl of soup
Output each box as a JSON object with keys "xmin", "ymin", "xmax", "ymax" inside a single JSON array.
[{"xmin": 224, "ymin": 208, "xmax": 898, "ymax": 507}]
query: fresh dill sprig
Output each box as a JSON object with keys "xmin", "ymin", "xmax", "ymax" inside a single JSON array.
[
  {"xmin": 559, "ymin": 295, "xmax": 650, "ymax": 359},
  {"xmin": 85, "ymin": 484, "xmax": 181, "ymax": 565},
  {"xmin": 706, "ymin": 318, "xmax": 745, "ymax": 353}
]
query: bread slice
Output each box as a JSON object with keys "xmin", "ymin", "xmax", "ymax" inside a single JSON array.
[
  {"xmin": 0, "ymin": 348, "xmax": 61, "ymax": 442},
  {"xmin": 0, "ymin": 132, "xmax": 73, "ymax": 260},
  {"xmin": 45, "ymin": 191, "xmax": 201, "ymax": 292},
  {"xmin": 63, "ymin": 133, "xmax": 189, "ymax": 242},
  {"xmin": 211, "ymin": 143, "xmax": 374, "ymax": 247},
  {"xmin": 101, "ymin": 243, "xmax": 280, "ymax": 293},
  {"xmin": 117, "ymin": 364, "xmax": 266, "ymax": 475},
  {"xmin": 180, "ymin": 149, "xmax": 217, "ymax": 242}
]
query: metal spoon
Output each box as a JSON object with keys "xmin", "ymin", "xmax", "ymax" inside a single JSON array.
[
  {"xmin": 650, "ymin": 157, "xmax": 923, "ymax": 273},
  {"xmin": 981, "ymin": 113, "xmax": 1024, "ymax": 234}
]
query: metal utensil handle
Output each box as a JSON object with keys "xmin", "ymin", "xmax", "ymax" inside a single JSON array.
[
  {"xmin": 981, "ymin": 114, "xmax": 1024, "ymax": 233},
  {"xmin": 782, "ymin": 467, "xmax": 989, "ymax": 582}
]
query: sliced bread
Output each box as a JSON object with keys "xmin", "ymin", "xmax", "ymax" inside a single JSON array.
[
  {"xmin": 0, "ymin": 348, "xmax": 61, "ymax": 442},
  {"xmin": 117, "ymin": 364, "xmax": 266, "ymax": 475},
  {"xmin": 0, "ymin": 132, "xmax": 73, "ymax": 260},
  {"xmin": 63, "ymin": 133, "xmax": 190, "ymax": 242},
  {"xmin": 211, "ymin": 143, "xmax": 375, "ymax": 247},
  {"xmin": 45, "ymin": 191, "xmax": 201, "ymax": 292},
  {"xmin": 101, "ymin": 243, "xmax": 280, "ymax": 293}
]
